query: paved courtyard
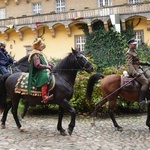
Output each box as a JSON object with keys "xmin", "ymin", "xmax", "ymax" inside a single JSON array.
[{"xmin": 0, "ymin": 112, "xmax": 150, "ymax": 150}]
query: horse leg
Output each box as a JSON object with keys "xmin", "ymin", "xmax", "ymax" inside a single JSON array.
[
  {"xmin": 59, "ymin": 99, "xmax": 76, "ymax": 136},
  {"xmin": 146, "ymin": 103, "xmax": 150, "ymax": 131},
  {"xmin": 1, "ymin": 101, "xmax": 12, "ymax": 129},
  {"xmin": 21, "ymin": 101, "xmax": 29, "ymax": 119},
  {"xmin": 11, "ymin": 96, "xmax": 23, "ymax": 131},
  {"xmin": 91, "ymin": 98, "xmax": 108, "ymax": 126},
  {"xmin": 108, "ymin": 100, "xmax": 123, "ymax": 131},
  {"xmin": 57, "ymin": 106, "xmax": 68, "ymax": 136}
]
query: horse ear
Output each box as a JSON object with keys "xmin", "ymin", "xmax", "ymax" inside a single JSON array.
[
  {"xmin": 71, "ymin": 47, "xmax": 77, "ymax": 54},
  {"xmin": 71, "ymin": 47, "xmax": 75, "ymax": 51}
]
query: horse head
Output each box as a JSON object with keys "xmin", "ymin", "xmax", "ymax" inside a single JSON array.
[{"xmin": 71, "ymin": 48, "xmax": 94, "ymax": 73}]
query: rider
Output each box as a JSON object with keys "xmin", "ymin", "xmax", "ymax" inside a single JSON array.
[
  {"xmin": 28, "ymin": 37, "xmax": 53, "ymax": 103},
  {"xmin": 0, "ymin": 42, "xmax": 15, "ymax": 74},
  {"xmin": 126, "ymin": 38, "xmax": 150, "ymax": 104}
]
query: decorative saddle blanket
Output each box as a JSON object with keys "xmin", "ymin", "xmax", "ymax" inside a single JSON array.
[{"xmin": 15, "ymin": 72, "xmax": 55, "ymax": 96}]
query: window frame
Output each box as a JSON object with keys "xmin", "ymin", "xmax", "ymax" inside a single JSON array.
[
  {"xmin": 74, "ymin": 35, "xmax": 86, "ymax": 51},
  {"xmin": 0, "ymin": 8, "xmax": 6, "ymax": 19},
  {"xmin": 98, "ymin": 0, "xmax": 109, "ymax": 7},
  {"xmin": 24, "ymin": 45, "xmax": 32, "ymax": 55},
  {"xmin": 128, "ymin": 0, "xmax": 141, "ymax": 4},
  {"xmin": 134, "ymin": 30, "xmax": 144, "ymax": 47},
  {"xmin": 32, "ymin": 2, "xmax": 42, "ymax": 15},
  {"xmin": 55, "ymin": 0, "xmax": 65, "ymax": 13}
]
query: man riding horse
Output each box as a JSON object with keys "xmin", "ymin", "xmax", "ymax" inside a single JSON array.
[
  {"xmin": 28, "ymin": 37, "xmax": 53, "ymax": 103},
  {"xmin": 126, "ymin": 38, "xmax": 150, "ymax": 105},
  {"xmin": 0, "ymin": 42, "xmax": 16, "ymax": 74}
]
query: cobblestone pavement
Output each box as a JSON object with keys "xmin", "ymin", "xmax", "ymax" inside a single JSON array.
[{"xmin": 0, "ymin": 113, "xmax": 150, "ymax": 150}]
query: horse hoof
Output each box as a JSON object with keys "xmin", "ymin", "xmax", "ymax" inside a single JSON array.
[
  {"xmin": 91, "ymin": 122, "xmax": 95, "ymax": 126},
  {"xmin": 19, "ymin": 128, "xmax": 27, "ymax": 132},
  {"xmin": 1, "ymin": 124, "xmax": 6, "ymax": 129},
  {"xmin": 60, "ymin": 130, "xmax": 68, "ymax": 136},
  {"xmin": 115, "ymin": 127, "xmax": 123, "ymax": 132},
  {"xmin": 67, "ymin": 128, "xmax": 73, "ymax": 136}
]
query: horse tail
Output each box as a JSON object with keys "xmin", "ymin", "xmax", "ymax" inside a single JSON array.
[
  {"xmin": 86, "ymin": 73, "xmax": 104, "ymax": 101},
  {"xmin": 0, "ymin": 73, "xmax": 11, "ymax": 113}
]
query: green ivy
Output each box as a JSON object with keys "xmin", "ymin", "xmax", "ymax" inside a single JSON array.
[{"xmin": 85, "ymin": 28, "xmax": 127, "ymax": 72}]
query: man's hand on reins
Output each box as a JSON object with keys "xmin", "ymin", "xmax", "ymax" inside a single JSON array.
[{"xmin": 134, "ymin": 73, "xmax": 141, "ymax": 78}]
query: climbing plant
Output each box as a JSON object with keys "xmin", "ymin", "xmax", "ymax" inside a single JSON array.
[
  {"xmin": 76, "ymin": 19, "xmax": 139, "ymax": 72},
  {"xmin": 85, "ymin": 28, "xmax": 127, "ymax": 72}
]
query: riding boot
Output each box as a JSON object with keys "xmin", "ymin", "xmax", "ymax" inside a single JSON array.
[
  {"xmin": 41, "ymin": 84, "xmax": 53, "ymax": 103},
  {"xmin": 139, "ymin": 90, "xmax": 150, "ymax": 105}
]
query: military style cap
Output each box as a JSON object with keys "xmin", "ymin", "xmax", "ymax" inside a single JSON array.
[{"xmin": 127, "ymin": 38, "xmax": 137, "ymax": 45}]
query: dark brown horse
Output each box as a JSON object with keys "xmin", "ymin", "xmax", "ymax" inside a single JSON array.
[
  {"xmin": 0, "ymin": 55, "xmax": 29, "ymax": 113},
  {"xmin": 0, "ymin": 48, "xmax": 93, "ymax": 136},
  {"xmin": 86, "ymin": 72, "xmax": 150, "ymax": 131}
]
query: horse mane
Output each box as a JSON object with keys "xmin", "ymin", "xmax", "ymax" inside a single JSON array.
[
  {"xmin": 53, "ymin": 52, "xmax": 77, "ymax": 73},
  {"xmin": 17, "ymin": 54, "xmax": 29, "ymax": 64},
  {"xmin": 13, "ymin": 55, "xmax": 30, "ymax": 73}
]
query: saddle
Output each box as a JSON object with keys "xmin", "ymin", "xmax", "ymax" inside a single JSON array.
[
  {"xmin": 121, "ymin": 70, "xmax": 150, "ymax": 92},
  {"xmin": 121, "ymin": 75, "xmax": 141, "ymax": 92},
  {"xmin": 15, "ymin": 72, "xmax": 55, "ymax": 96}
]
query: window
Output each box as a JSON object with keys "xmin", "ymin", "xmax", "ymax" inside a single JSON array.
[
  {"xmin": 134, "ymin": 30, "xmax": 144, "ymax": 46},
  {"xmin": 128, "ymin": 0, "xmax": 140, "ymax": 4},
  {"xmin": 98, "ymin": 0, "xmax": 109, "ymax": 7},
  {"xmin": 56, "ymin": 0, "xmax": 65, "ymax": 12},
  {"xmin": 75, "ymin": 35, "xmax": 86, "ymax": 51},
  {"xmin": 0, "ymin": 8, "xmax": 5, "ymax": 26},
  {"xmin": 32, "ymin": 3, "xmax": 42, "ymax": 15},
  {"xmin": 24, "ymin": 45, "xmax": 32, "ymax": 55},
  {"xmin": 0, "ymin": 8, "xmax": 5, "ymax": 19}
]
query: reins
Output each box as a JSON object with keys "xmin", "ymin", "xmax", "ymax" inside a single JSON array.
[{"xmin": 95, "ymin": 69, "xmax": 149, "ymax": 106}]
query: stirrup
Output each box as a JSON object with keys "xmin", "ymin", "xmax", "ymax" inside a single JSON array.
[
  {"xmin": 139, "ymin": 99, "xmax": 150, "ymax": 105},
  {"xmin": 41, "ymin": 94, "xmax": 53, "ymax": 103}
]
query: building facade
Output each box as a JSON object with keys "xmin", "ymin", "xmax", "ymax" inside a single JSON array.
[{"xmin": 0, "ymin": 0, "xmax": 150, "ymax": 60}]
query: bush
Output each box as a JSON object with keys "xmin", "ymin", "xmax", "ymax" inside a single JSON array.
[{"xmin": 70, "ymin": 71, "xmax": 103, "ymax": 113}]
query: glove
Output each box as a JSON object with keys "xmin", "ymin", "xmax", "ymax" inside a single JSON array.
[
  {"xmin": 147, "ymin": 62, "xmax": 150, "ymax": 66},
  {"xmin": 13, "ymin": 60, "xmax": 17, "ymax": 64},
  {"xmin": 134, "ymin": 73, "xmax": 141, "ymax": 78},
  {"xmin": 46, "ymin": 65, "xmax": 52, "ymax": 70}
]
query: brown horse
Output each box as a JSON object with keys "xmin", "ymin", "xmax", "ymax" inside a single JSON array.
[{"xmin": 86, "ymin": 72, "xmax": 150, "ymax": 131}]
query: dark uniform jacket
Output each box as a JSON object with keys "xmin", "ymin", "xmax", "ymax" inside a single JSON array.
[{"xmin": 0, "ymin": 48, "xmax": 14, "ymax": 67}]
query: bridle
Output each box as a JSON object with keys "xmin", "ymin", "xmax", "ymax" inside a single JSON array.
[{"xmin": 73, "ymin": 53, "xmax": 90, "ymax": 70}]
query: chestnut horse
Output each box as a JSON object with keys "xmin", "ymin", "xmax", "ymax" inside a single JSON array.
[{"xmin": 86, "ymin": 72, "xmax": 150, "ymax": 131}]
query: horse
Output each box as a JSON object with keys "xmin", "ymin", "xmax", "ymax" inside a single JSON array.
[
  {"xmin": 0, "ymin": 48, "xmax": 94, "ymax": 136},
  {"xmin": 86, "ymin": 72, "xmax": 150, "ymax": 131},
  {"xmin": 0, "ymin": 55, "xmax": 29, "ymax": 107},
  {"xmin": 0, "ymin": 55, "xmax": 30, "ymax": 123},
  {"xmin": 0, "ymin": 55, "xmax": 29, "ymax": 75}
]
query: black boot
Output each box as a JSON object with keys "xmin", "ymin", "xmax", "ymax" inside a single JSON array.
[{"xmin": 139, "ymin": 90, "xmax": 150, "ymax": 105}]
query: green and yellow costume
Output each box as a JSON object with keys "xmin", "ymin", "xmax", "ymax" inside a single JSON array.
[{"xmin": 28, "ymin": 50, "xmax": 50, "ymax": 94}]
